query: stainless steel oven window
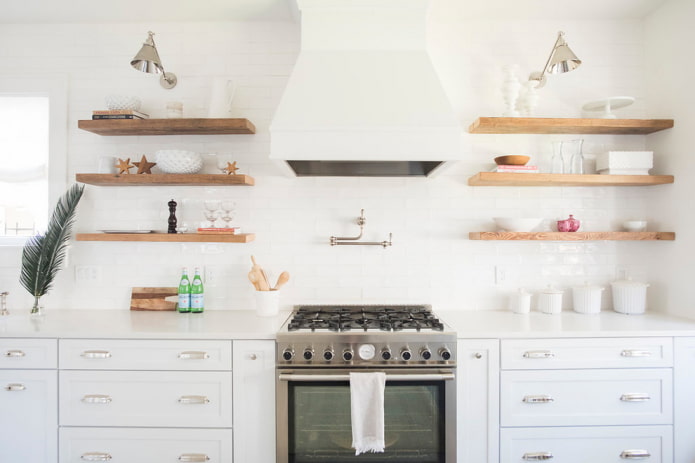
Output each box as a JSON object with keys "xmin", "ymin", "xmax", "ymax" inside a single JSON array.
[{"xmin": 277, "ymin": 369, "xmax": 456, "ymax": 463}]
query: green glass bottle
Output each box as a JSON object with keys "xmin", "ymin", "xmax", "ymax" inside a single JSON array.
[
  {"xmin": 190, "ymin": 267, "xmax": 204, "ymax": 313},
  {"xmin": 177, "ymin": 267, "xmax": 191, "ymax": 313}
]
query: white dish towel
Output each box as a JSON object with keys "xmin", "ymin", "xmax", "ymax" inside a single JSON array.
[{"xmin": 350, "ymin": 371, "xmax": 386, "ymax": 455}]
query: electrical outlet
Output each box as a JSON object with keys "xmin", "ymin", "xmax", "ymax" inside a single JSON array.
[
  {"xmin": 495, "ymin": 266, "xmax": 506, "ymax": 285},
  {"xmin": 204, "ymin": 265, "xmax": 220, "ymax": 287},
  {"xmin": 75, "ymin": 265, "xmax": 101, "ymax": 283}
]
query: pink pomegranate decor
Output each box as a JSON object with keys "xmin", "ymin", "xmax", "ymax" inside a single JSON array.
[{"xmin": 557, "ymin": 214, "xmax": 580, "ymax": 232}]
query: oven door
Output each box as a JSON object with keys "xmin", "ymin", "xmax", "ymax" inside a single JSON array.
[{"xmin": 277, "ymin": 368, "xmax": 456, "ymax": 463}]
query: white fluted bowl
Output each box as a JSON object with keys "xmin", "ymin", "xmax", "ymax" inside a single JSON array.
[
  {"xmin": 493, "ymin": 217, "xmax": 543, "ymax": 232},
  {"xmin": 155, "ymin": 150, "xmax": 203, "ymax": 174},
  {"xmin": 105, "ymin": 94, "xmax": 141, "ymax": 111}
]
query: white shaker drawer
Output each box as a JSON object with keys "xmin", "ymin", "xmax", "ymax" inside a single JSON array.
[
  {"xmin": 501, "ymin": 368, "xmax": 672, "ymax": 427},
  {"xmin": 59, "ymin": 339, "xmax": 232, "ymax": 370},
  {"xmin": 0, "ymin": 338, "xmax": 57, "ymax": 369},
  {"xmin": 59, "ymin": 370, "xmax": 232, "ymax": 427},
  {"xmin": 501, "ymin": 425, "xmax": 673, "ymax": 463},
  {"xmin": 501, "ymin": 337, "xmax": 673, "ymax": 370},
  {"xmin": 60, "ymin": 427, "xmax": 233, "ymax": 463}
]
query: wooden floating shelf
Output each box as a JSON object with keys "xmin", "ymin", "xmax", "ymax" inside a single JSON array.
[
  {"xmin": 468, "ymin": 172, "xmax": 674, "ymax": 187},
  {"xmin": 469, "ymin": 231, "xmax": 675, "ymax": 241},
  {"xmin": 468, "ymin": 117, "xmax": 674, "ymax": 135},
  {"xmin": 76, "ymin": 233, "xmax": 255, "ymax": 243},
  {"xmin": 76, "ymin": 173, "xmax": 255, "ymax": 186},
  {"xmin": 78, "ymin": 118, "xmax": 256, "ymax": 136}
]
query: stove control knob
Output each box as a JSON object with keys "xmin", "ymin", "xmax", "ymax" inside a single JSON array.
[
  {"xmin": 381, "ymin": 347, "xmax": 392, "ymax": 361},
  {"xmin": 439, "ymin": 347, "xmax": 452, "ymax": 361},
  {"xmin": 282, "ymin": 349, "xmax": 294, "ymax": 361},
  {"xmin": 303, "ymin": 348, "xmax": 314, "ymax": 361},
  {"xmin": 342, "ymin": 349, "xmax": 354, "ymax": 362},
  {"xmin": 420, "ymin": 347, "xmax": 432, "ymax": 361},
  {"xmin": 400, "ymin": 349, "xmax": 412, "ymax": 361},
  {"xmin": 323, "ymin": 349, "xmax": 334, "ymax": 361},
  {"xmin": 358, "ymin": 344, "xmax": 376, "ymax": 361}
]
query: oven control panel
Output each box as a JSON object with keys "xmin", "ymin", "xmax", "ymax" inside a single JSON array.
[{"xmin": 277, "ymin": 340, "xmax": 456, "ymax": 366}]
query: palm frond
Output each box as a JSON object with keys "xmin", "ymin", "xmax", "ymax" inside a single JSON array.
[{"xmin": 20, "ymin": 184, "xmax": 84, "ymax": 298}]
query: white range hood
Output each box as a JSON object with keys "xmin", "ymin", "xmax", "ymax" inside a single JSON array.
[{"xmin": 269, "ymin": 0, "xmax": 461, "ymax": 177}]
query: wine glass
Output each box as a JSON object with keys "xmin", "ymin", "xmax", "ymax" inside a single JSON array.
[
  {"xmin": 203, "ymin": 200, "xmax": 221, "ymax": 228},
  {"xmin": 220, "ymin": 200, "xmax": 236, "ymax": 228}
]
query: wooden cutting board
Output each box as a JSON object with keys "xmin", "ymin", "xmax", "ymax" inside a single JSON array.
[{"xmin": 130, "ymin": 287, "xmax": 178, "ymax": 311}]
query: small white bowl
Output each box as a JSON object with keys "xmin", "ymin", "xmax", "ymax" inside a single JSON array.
[
  {"xmin": 155, "ymin": 150, "xmax": 203, "ymax": 174},
  {"xmin": 493, "ymin": 217, "xmax": 543, "ymax": 232},
  {"xmin": 623, "ymin": 220, "xmax": 647, "ymax": 232}
]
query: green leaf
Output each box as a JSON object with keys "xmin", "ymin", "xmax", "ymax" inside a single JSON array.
[{"xmin": 20, "ymin": 184, "xmax": 84, "ymax": 298}]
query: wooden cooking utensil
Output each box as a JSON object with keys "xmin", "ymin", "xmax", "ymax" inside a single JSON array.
[
  {"xmin": 274, "ymin": 271, "xmax": 290, "ymax": 290},
  {"xmin": 248, "ymin": 271, "xmax": 261, "ymax": 290},
  {"xmin": 250, "ymin": 255, "xmax": 271, "ymax": 291}
]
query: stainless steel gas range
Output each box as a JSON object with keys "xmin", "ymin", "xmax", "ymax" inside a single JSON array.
[{"xmin": 276, "ymin": 305, "xmax": 457, "ymax": 463}]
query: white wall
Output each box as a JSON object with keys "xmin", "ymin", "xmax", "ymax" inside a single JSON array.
[
  {"xmin": 644, "ymin": 0, "xmax": 694, "ymax": 318},
  {"xmin": 0, "ymin": 14, "xmax": 673, "ymax": 313}
]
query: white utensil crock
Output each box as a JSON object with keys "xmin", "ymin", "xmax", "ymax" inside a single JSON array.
[
  {"xmin": 611, "ymin": 278, "xmax": 649, "ymax": 314},
  {"xmin": 537, "ymin": 286, "xmax": 563, "ymax": 314},
  {"xmin": 572, "ymin": 283, "xmax": 604, "ymax": 314},
  {"xmin": 255, "ymin": 289, "xmax": 279, "ymax": 317}
]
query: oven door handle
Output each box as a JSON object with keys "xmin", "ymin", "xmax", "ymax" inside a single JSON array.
[{"xmin": 278, "ymin": 372, "xmax": 455, "ymax": 382}]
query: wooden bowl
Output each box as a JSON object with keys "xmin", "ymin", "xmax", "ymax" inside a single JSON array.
[{"xmin": 494, "ymin": 155, "xmax": 530, "ymax": 166}]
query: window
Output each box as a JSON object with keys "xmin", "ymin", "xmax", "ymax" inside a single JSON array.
[{"xmin": 0, "ymin": 76, "xmax": 67, "ymax": 245}]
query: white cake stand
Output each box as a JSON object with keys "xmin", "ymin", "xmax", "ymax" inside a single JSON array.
[{"xmin": 582, "ymin": 96, "xmax": 635, "ymax": 119}]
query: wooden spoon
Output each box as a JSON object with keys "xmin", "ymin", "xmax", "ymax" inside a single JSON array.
[
  {"xmin": 274, "ymin": 271, "xmax": 290, "ymax": 290},
  {"xmin": 250, "ymin": 255, "xmax": 271, "ymax": 290},
  {"xmin": 247, "ymin": 271, "xmax": 261, "ymax": 290}
]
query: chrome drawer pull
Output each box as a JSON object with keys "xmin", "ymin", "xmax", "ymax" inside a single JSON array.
[
  {"xmin": 178, "ymin": 395, "xmax": 210, "ymax": 404},
  {"xmin": 621, "ymin": 349, "xmax": 652, "ymax": 358},
  {"xmin": 80, "ymin": 452, "xmax": 112, "ymax": 461},
  {"xmin": 523, "ymin": 350, "xmax": 555, "ymax": 359},
  {"xmin": 620, "ymin": 449, "xmax": 651, "ymax": 459},
  {"xmin": 621, "ymin": 393, "xmax": 651, "ymax": 402},
  {"xmin": 81, "ymin": 394, "xmax": 112, "ymax": 404},
  {"xmin": 179, "ymin": 454, "xmax": 211, "ymax": 462},
  {"xmin": 5, "ymin": 383, "xmax": 26, "ymax": 391},
  {"xmin": 4, "ymin": 349, "xmax": 26, "ymax": 357},
  {"xmin": 523, "ymin": 395, "xmax": 554, "ymax": 404},
  {"xmin": 80, "ymin": 350, "xmax": 112, "ymax": 359},
  {"xmin": 523, "ymin": 452, "xmax": 554, "ymax": 460},
  {"xmin": 178, "ymin": 351, "xmax": 210, "ymax": 360}
]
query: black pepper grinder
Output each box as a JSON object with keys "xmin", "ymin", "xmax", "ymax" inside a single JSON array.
[{"xmin": 168, "ymin": 199, "xmax": 177, "ymax": 233}]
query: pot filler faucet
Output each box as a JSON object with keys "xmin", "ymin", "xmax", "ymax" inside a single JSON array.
[{"xmin": 330, "ymin": 209, "xmax": 393, "ymax": 248}]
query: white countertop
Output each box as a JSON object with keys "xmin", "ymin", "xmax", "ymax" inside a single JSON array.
[
  {"xmin": 2, "ymin": 309, "xmax": 695, "ymax": 340},
  {"xmin": 439, "ymin": 310, "xmax": 695, "ymax": 338},
  {"xmin": 0, "ymin": 309, "xmax": 293, "ymax": 339}
]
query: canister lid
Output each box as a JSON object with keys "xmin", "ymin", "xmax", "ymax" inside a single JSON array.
[{"xmin": 611, "ymin": 277, "xmax": 649, "ymax": 288}]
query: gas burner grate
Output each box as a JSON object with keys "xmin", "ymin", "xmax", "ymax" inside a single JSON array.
[{"xmin": 287, "ymin": 304, "xmax": 444, "ymax": 332}]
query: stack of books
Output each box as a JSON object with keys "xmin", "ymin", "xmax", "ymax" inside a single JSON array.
[
  {"xmin": 92, "ymin": 109, "xmax": 150, "ymax": 120},
  {"xmin": 196, "ymin": 227, "xmax": 240, "ymax": 235},
  {"xmin": 494, "ymin": 165, "xmax": 539, "ymax": 173}
]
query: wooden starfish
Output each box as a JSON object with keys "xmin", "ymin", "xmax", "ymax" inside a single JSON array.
[
  {"xmin": 115, "ymin": 157, "xmax": 134, "ymax": 174},
  {"xmin": 224, "ymin": 161, "xmax": 239, "ymax": 175},
  {"xmin": 133, "ymin": 155, "xmax": 157, "ymax": 174}
]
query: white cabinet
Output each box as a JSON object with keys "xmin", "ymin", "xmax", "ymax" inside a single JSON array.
[
  {"xmin": 674, "ymin": 337, "xmax": 695, "ymax": 462},
  {"xmin": 58, "ymin": 339, "xmax": 233, "ymax": 463},
  {"xmin": 457, "ymin": 339, "xmax": 499, "ymax": 463},
  {"xmin": 233, "ymin": 340, "xmax": 276, "ymax": 463},
  {"xmin": 0, "ymin": 338, "xmax": 57, "ymax": 461},
  {"xmin": 499, "ymin": 337, "xmax": 674, "ymax": 462}
]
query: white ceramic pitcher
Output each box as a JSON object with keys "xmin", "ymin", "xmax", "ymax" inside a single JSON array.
[{"xmin": 207, "ymin": 77, "xmax": 236, "ymax": 118}]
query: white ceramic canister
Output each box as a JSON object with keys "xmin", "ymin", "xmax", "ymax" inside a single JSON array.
[
  {"xmin": 508, "ymin": 288, "xmax": 532, "ymax": 314},
  {"xmin": 537, "ymin": 286, "xmax": 563, "ymax": 314},
  {"xmin": 572, "ymin": 282, "xmax": 604, "ymax": 314},
  {"xmin": 611, "ymin": 278, "xmax": 649, "ymax": 315}
]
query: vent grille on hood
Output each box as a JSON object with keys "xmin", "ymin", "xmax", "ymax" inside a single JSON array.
[{"xmin": 269, "ymin": 0, "xmax": 461, "ymax": 177}]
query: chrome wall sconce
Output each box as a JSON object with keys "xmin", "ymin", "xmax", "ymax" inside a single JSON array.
[
  {"xmin": 528, "ymin": 31, "xmax": 581, "ymax": 88},
  {"xmin": 130, "ymin": 31, "xmax": 177, "ymax": 89}
]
